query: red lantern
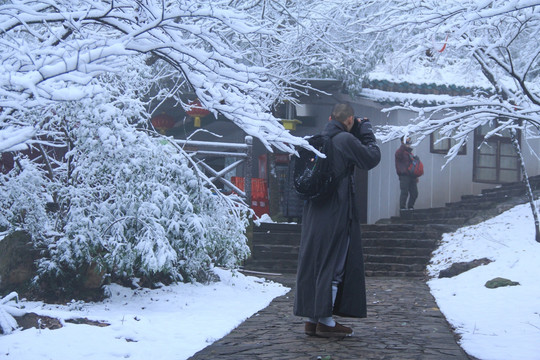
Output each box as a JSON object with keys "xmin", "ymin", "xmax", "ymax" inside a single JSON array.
[
  {"xmin": 151, "ymin": 113, "xmax": 175, "ymax": 134},
  {"xmin": 185, "ymin": 99, "xmax": 210, "ymax": 127}
]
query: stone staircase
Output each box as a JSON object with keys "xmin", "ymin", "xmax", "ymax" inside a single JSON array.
[
  {"xmin": 245, "ymin": 222, "xmax": 300, "ymax": 273},
  {"xmin": 243, "ymin": 175, "xmax": 540, "ymax": 277},
  {"xmin": 361, "ymin": 223, "xmax": 441, "ymax": 277}
]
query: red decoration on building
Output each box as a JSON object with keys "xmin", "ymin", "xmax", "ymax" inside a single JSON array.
[
  {"xmin": 185, "ymin": 99, "xmax": 210, "ymax": 127},
  {"xmin": 151, "ymin": 113, "xmax": 175, "ymax": 134},
  {"xmin": 231, "ymin": 177, "xmax": 269, "ymax": 217}
]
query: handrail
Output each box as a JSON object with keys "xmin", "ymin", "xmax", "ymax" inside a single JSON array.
[{"xmin": 174, "ymin": 136, "xmax": 253, "ymax": 204}]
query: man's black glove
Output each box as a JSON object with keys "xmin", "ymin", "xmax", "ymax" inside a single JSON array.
[{"xmin": 352, "ymin": 117, "xmax": 377, "ymax": 145}]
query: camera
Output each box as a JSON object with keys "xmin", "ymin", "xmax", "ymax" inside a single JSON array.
[
  {"xmin": 356, "ymin": 117, "xmax": 369, "ymax": 123},
  {"xmin": 355, "ymin": 117, "xmax": 376, "ymax": 145}
]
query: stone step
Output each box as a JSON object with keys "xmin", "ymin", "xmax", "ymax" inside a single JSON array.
[
  {"xmin": 253, "ymin": 223, "xmax": 301, "ymax": 232},
  {"xmin": 251, "ymin": 232, "xmax": 300, "ymax": 246},
  {"xmin": 402, "ymin": 206, "xmax": 459, "ymax": 214},
  {"xmin": 246, "ymin": 177, "xmax": 536, "ymax": 277},
  {"xmin": 361, "ymin": 230, "xmax": 440, "ymax": 240},
  {"xmin": 244, "ymin": 260, "xmax": 430, "ymax": 276},
  {"xmin": 363, "ymin": 262, "xmax": 427, "ymax": 273},
  {"xmin": 254, "ymin": 243, "xmax": 437, "ymax": 255},
  {"xmin": 252, "ymin": 245, "xmax": 299, "ymax": 260},
  {"xmin": 242, "ymin": 258, "xmax": 298, "ymax": 273},
  {"xmin": 362, "ymin": 238, "xmax": 438, "ymax": 249},
  {"xmin": 364, "ymin": 270, "xmax": 425, "ymax": 277},
  {"xmin": 363, "ymin": 223, "xmax": 442, "ymax": 237},
  {"xmin": 460, "ymin": 191, "xmax": 523, "ymax": 204},
  {"xmin": 242, "ymin": 263, "xmax": 426, "ymax": 278},
  {"xmin": 482, "ymin": 185, "xmax": 525, "ymax": 193},
  {"xmin": 389, "ymin": 217, "xmax": 467, "ymax": 226},
  {"xmin": 398, "ymin": 208, "xmax": 478, "ymax": 220},
  {"xmin": 480, "ymin": 180, "xmax": 540, "ymax": 195},
  {"xmin": 361, "ymin": 223, "xmax": 417, "ymax": 232},
  {"xmin": 364, "ymin": 254, "xmax": 430, "ymax": 265},
  {"xmin": 363, "ymin": 246, "xmax": 434, "ymax": 257},
  {"xmin": 445, "ymin": 199, "xmax": 499, "ymax": 210}
]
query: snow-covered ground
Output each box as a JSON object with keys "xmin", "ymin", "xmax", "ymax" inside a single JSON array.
[
  {"xmin": 0, "ymin": 268, "xmax": 288, "ymax": 360},
  {"xmin": 1, "ymin": 203, "xmax": 539, "ymax": 360},
  {"xmin": 428, "ymin": 203, "xmax": 540, "ymax": 360}
]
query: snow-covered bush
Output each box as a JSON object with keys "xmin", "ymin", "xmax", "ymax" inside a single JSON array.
[
  {"xmin": 0, "ymin": 159, "xmax": 50, "ymax": 237},
  {"xmin": 38, "ymin": 99, "xmax": 251, "ymax": 284},
  {"xmin": 1, "ymin": 105, "xmax": 250, "ymax": 290},
  {"xmin": 0, "ymin": 64, "xmax": 251, "ymax": 294}
]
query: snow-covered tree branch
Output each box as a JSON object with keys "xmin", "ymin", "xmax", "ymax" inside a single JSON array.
[
  {"xmin": 365, "ymin": 0, "xmax": 540, "ymax": 151},
  {"xmin": 363, "ymin": 0, "xmax": 540, "ymax": 241},
  {"xmin": 0, "ymin": 292, "xmax": 25, "ymax": 335},
  {"xmin": 0, "ymin": 0, "xmax": 385, "ymax": 295},
  {"xmin": 0, "ymin": 72, "xmax": 252, "ymax": 289},
  {"xmin": 0, "ymin": 0, "xmax": 314, "ymax": 152}
]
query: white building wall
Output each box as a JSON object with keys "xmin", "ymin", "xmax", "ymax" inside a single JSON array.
[
  {"xmin": 357, "ymin": 101, "xmax": 540, "ymax": 224},
  {"xmin": 523, "ymin": 137, "xmax": 540, "ymax": 176}
]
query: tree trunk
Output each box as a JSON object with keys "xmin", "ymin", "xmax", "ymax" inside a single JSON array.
[
  {"xmin": 510, "ymin": 129, "xmax": 540, "ymax": 243},
  {"xmin": 268, "ymin": 153, "xmax": 281, "ymax": 219}
]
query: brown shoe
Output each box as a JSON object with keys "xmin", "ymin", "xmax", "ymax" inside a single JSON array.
[
  {"xmin": 316, "ymin": 322, "xmax": 354, "ymax": 338},
  {"xmin": 304, "ymin": 321, "xmax": 317, "ymax": 336}
]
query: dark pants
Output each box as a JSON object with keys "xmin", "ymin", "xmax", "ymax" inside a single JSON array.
[{"xmin": 399, "ymin": 175, "xmax": 418, "ymax": 209}]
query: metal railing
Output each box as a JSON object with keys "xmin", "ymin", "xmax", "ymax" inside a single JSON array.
[{"xmin": 174, "ymin": 136, "xmax": 253, "ymax": 204}]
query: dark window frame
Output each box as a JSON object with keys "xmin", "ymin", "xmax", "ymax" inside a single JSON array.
[
  {"xmin": 430, "ymin": 130, "xmax": 467, "ymax": 155},
  {"xmin": 472, "ymin": 124, "xmax": 521, "ymax": 184}
]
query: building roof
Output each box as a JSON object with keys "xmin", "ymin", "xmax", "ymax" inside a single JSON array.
[{"xmin": 360, "ymin": 61, "xmax": 493, "ymax": 106}]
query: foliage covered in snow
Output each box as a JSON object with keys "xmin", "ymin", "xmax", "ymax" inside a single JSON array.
[
  {"xmin": 0, "ymin": 0, "xmax": 366, "ymax": 154},
  {"xmin": 359, "ymin": 1, "xmax": 540, "ymax": 159},
  {"xmin": 0, "ymin": 58, "xmax": 250, "ymax": 292},
  {"xmin": 0, "ymin": 0, "xmax": 386, "ymax": 293},
  {"xmin": 357, "ymin": 1, "xmax": 540, "ymax": 239},
  {"xmin": 3, "ymin": 0, "xmax": 540, "ymax": 293}
]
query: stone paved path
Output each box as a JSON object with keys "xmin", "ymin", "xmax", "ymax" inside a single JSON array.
[{"xmin": 189, "ymin": 273, "xmax": 473, "ymax": 360}]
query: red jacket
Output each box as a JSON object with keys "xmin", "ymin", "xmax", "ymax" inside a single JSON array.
[{"xmin": 395, "ymin": 144, "xmax": 413, "ymax": 176}]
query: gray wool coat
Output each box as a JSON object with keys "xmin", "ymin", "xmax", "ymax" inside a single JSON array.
[{"xmin": 294, "ymin": 119, "xmax": 381, "ymax": 319}]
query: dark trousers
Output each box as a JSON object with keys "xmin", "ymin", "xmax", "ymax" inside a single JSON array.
[{"xmin": 399, "ymin": 175, "xmax": 418, "ymax": 209}]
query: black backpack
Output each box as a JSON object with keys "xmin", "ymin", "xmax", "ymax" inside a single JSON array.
[{"xmin": 293, "ymin": 133, "xmax": 346, "ymax": 201}]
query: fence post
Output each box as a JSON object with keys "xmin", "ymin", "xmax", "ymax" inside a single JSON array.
[{"xmin": 245, "ymin": 136, "xmax": 253, "ymax": 206}]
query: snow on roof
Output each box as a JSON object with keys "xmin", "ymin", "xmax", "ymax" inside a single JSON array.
[
  {"xmin": 368, "ymin": 59, "xmax": 493, "ymax": 89},
  {"xmin": 360, "ymin": 87, "xmax": 457, "ymax": 106},
  {"xmin": 360, "ymin": 59, "xmax": 494, "ymax": 105}
]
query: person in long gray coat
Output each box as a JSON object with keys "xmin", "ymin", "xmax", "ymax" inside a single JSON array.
[{"xmin": 294, "ymin": 103, "xmax": 381, "ymax": 338}]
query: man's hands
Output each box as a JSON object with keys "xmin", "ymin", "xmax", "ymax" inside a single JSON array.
[{"xmin": 352, "ymin": 117, "xmax": 377, "ymax": 145}]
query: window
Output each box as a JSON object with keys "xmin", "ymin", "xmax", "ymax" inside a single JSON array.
[
  {"xmin": 473, "ymin": 123, "xmax": 520, "ymax": 183},
  {"xmin": 430, "ymin": 129, "xmax": 466, "ymax": 155}
]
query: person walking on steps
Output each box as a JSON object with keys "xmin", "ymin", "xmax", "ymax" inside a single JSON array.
[
  {"xmin": 294, "ymin": 103, "xmax": 381, "ymax": 338},
  {"xmin": 395, "ymin": 136, "xmax": 418, "ymax": 211}
]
